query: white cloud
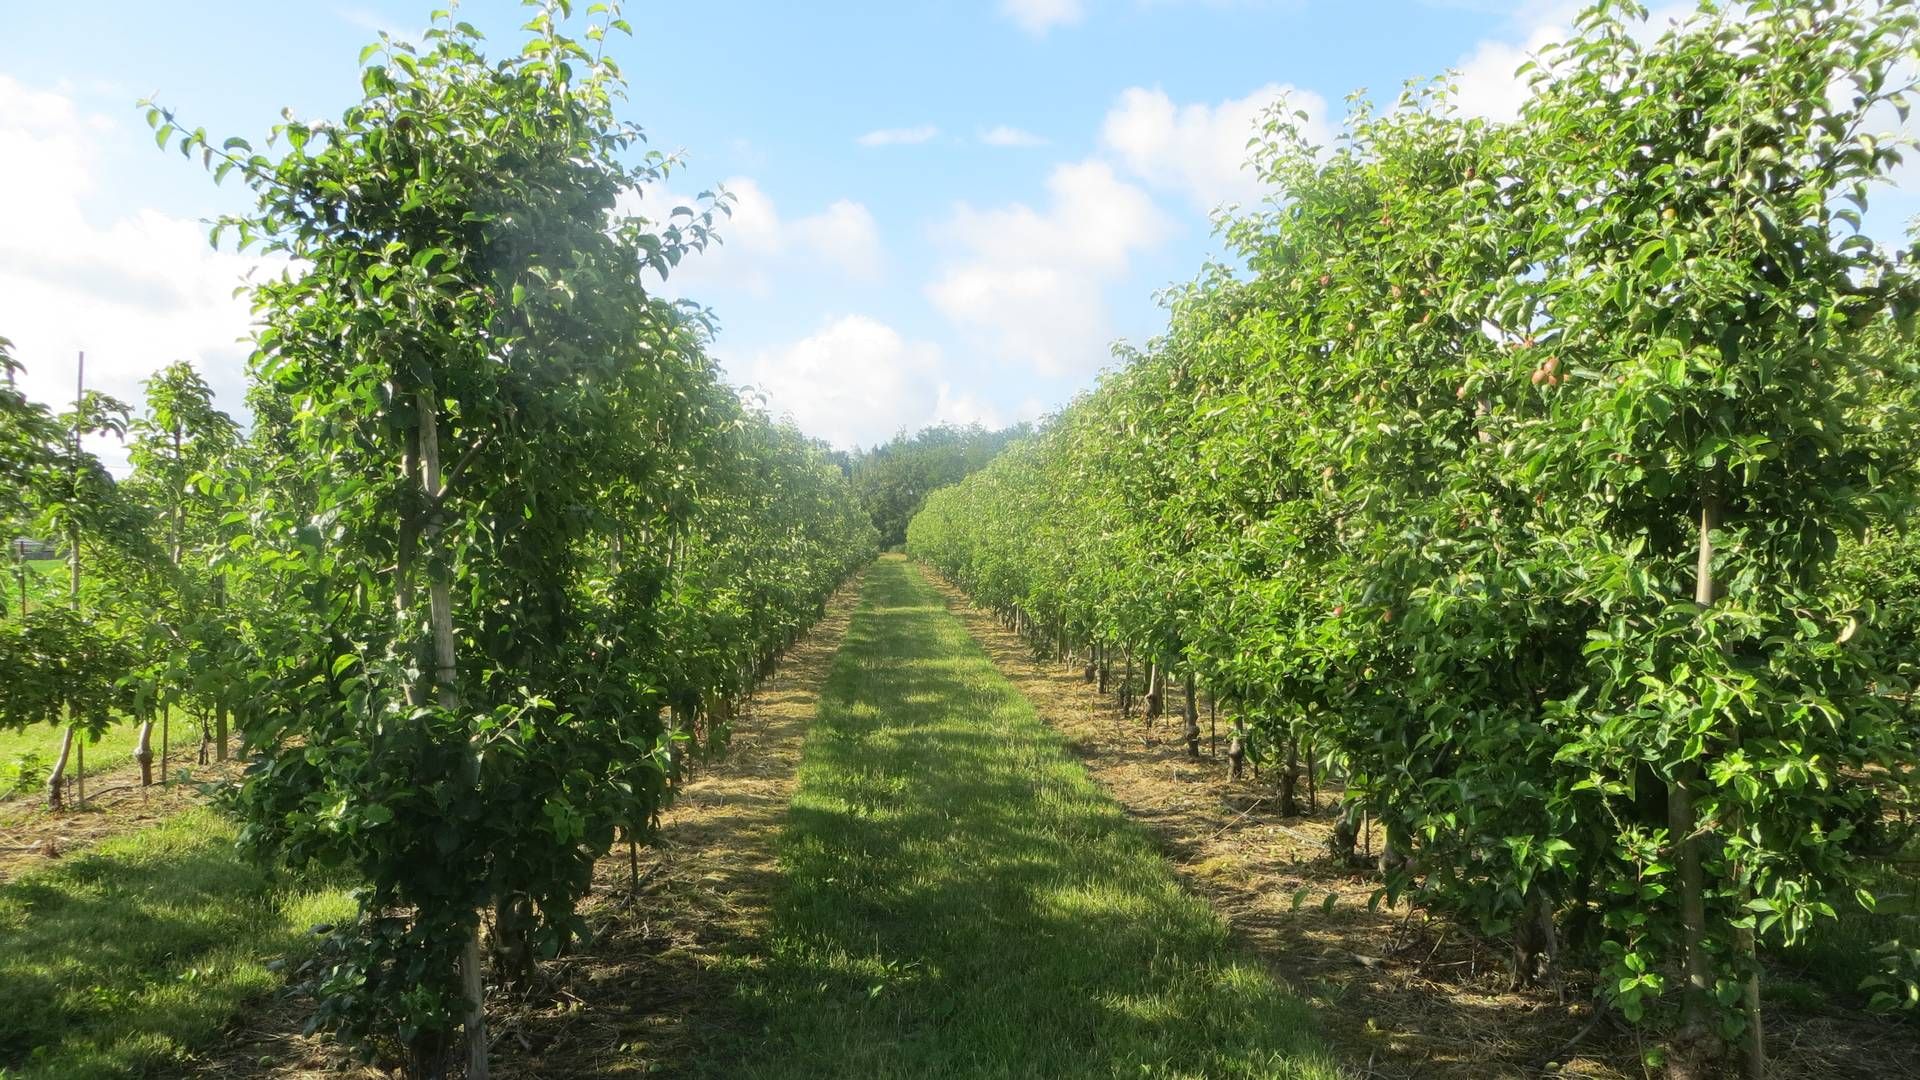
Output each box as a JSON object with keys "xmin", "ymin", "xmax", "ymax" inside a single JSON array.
[
  {"xmin": 1000, "ymin": 0, "xmax": 1085, "ymax": 36},
  {"xmin": 791, "ymin": 199, "xmax": 886, "ymax": 279},
  {"xmin": 621, "ymin": 177, "xmax": 884, "ymax": 295},
  {"xmin": 980, "ymin": 125, "xmax": 1049, "ymax": 148},
  {"xmin": 856, "ymin": 125, "xmax": 939, "ymax": 147},
  {"xmin": 1448, "ymin": 5, "xmax": 1580, "ymax": 122},
  {"xmin": 1447, "ymin": 2, "xmax": 1705, "ymax": 122},
  {"xmin": 0, "ymin": 74, "xmax": 262, "ymax": 473},
  {"xmin": 726, "ymin": 315, "xmax": 980, "ymax": 449},
  {"xmin": 1100, "ymin": 83, "xmax": 1328, "ymax": 212},
  {"xmin": 335, "ymin": 7, "xmax": 420, "ymax": 47},
  {"xmin": 926, "ymin": 160, "xmax": 1171, "ymax": 378}
]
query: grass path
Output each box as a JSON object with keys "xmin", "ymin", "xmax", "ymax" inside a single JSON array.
[
  {"xmin": 0, "ymin": 809, "xmax": 353, "ymax": 1080},
  {"xmin": 695, "ymin": 555, "xmax": 1337, "ymax": 1079}
]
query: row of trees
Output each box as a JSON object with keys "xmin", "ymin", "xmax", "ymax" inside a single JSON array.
[
  {"xmin": 2, "ymin": 345, "xmax": 243, "ymax": 800},
  {"xmin": 841, "ymin": 422, "xmax": 1030, "ymax": 547},
  {"xmin": 2, "ymin": 5, "xmax": 876, "ymax": 1076},
  {"xmin": 910, "ymin": 2, "xmax": 1920, "ymax": 1074}
]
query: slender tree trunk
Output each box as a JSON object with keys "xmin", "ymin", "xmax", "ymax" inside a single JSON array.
[
  {"xmin": 1144, "ymin": 661, "xmax": 1164, "ymax": 722},
  {"xmin": 415, "ymin": 392, "xmax": 488, "ymax": 1080},
  {"xmin": 1668, "ymin": 496, "xmax": 1723, "ymax": 1079},
  {"xmin": 1378, "ymin": 817, "xmax": 1410, "ymax": 876},
  {"xmin": 1306, "ymin": 738, "xmax": 1317, "ymax": 813},
  {"xmin": 1121, "ymin": 652, "xmax": 1133, "ymax": 717},
  {"xmin": 1739, "ymin": 895, "xmax": 1763, "ymax": 1078},
  {"xmin": 1226, "ymin": 717, "xmax": 1247, "ymax": 781},
  {"xmin": 47, "ymin": 722, "xmax": 74, "ymax": 810},
  {"xmin": 212, "ymin": 576, "xmax": 229, "ymax": 761},
  {"xmin": 1182, "ymin": 672, "xmax": 1200, "ymax": 759},
  {"xmin": 1331, "ymin": 801, "xmax": 1361, "ymax": 864},
  {"xmin": 1512, "ymin": 884, "xmax": 1560, "ymax": 991},
  {"xmin": 70, "ymin": 355, "xmax": 81, "ymax": 603},
  {"xmin": 135, "ymin": 706, "xmax": 155, "ymax": 786},
  {"xmin": 1208, "ymin": 694, "xmax": 1217, "ymax": 758},
  {"xmin": 1279, "ymin": 737, "xmax": 1300, "ymax": 815},
  {"xmin": 159, "ymin": 697, "xmax": 170, "ymax": 786},
  {"xmin": 52, "ymin": 353, "xmax": 84, "ymax": 812},
  {"xmin": 628, "ymin": 834, "xmax": 641, "ymax": 897}
]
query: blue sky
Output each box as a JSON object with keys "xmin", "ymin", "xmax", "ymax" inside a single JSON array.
[{"xmin": 3, "ymin": 0, "xmax": 1916, "ymax": 462}]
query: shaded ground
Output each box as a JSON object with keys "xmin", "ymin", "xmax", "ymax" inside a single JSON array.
[
  {"xmin": 926, "ymin": 565, "xmax": 1920, "ymax": 1080},
  {"xmin": 176, "ymin": 575, "xmax": 864, "ymax": 1078},
  {"xmin": 0, "ymin": 751, "xmax": 244, "ymax": 884},
  {"xmin": 687, "ymin": 555, "xmax": 1336, "ymax": 1079},
  {"xmin": 0, "ymin": 808, "xmax": 354, "ymax": 1080}
]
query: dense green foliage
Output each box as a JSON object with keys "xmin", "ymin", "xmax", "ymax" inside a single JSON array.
[
  {"xmin": 845, "ymin": 422, "xmax": 1026, "ymax": 547},
  {"xmin": 911, "ymin": 0, "xmax": 1920, "ymax": 1065},
  {"xmin": 3, "ymin": 3, "xmax": 876, "ymax": 1074}
]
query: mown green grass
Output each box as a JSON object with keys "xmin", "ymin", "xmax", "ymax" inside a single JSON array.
[
  {"xmin": 0, "ymin": 808, "xmax": 354, "ymax": 1079},
  {"xmin": 0, "ymin": 713, "xmax": 207, "ymax": 803},
  {"xmin": 5, "ymin": 558, "xmax": 65, "ymax": 615},
  {"xmin": 696, "ymin": 555, "xmax": 1337, "ymax": 1079}
]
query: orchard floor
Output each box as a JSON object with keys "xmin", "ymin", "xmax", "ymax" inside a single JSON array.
[
  {"xmin": 926, "ymin": 570, "xmax": 1920, "ymax": 1080},
  {"xmin": 673, "ymin": 554, "xmax": 1336, "ymax": 1079},
  {"xmin": 186, "ymin": 555, "xmax": 1337, "ymax": 1078},
  {"xmin": 25, "ymin": 555, "xmax": 1911, "ymax": 1077}
]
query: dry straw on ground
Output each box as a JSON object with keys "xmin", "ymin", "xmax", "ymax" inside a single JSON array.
[
  {"xmin": 169, "ymin": 577, "xmax": 862, "ymax": 1078},
  {"xmin": 929, "ymin": 573, "xmax": 1920, "ymax": 1080}
]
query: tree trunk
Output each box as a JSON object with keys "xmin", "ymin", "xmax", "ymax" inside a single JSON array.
[
  {"xmin": 1121, "ymin": 653, "xmax": 1133, "ymax": 717},
  {"xmin": 135, "ymin": 708, "xmax": 155, "ymax": 786},
  {"xmin": 416, "ymin": 391, "xmax": 489, "ymax": 1080},
  {"xmin": 1226, "ymin": 718, "xmax": 1247, "ymax": 781},
  {"xmin": 1378, "ymin": 817, "xmax": 1409, "ymax": 877},
  {"xmin": 1096, "ymin": 643, "xmax": 1108, "ymax": 693},
  {"xmin": 1278, "ymin": 737, "xmax": 1299, "ymax": 815},
  {"xmin": 53, "ymin": 355, "xmax": 83, "ymax": 813},
  {"xmin": 1511, "ymin": 885, "xmax": 1560, "ymax": 992},
  {"xmin": 159, "ymin": 698, "xmax": 170, "ymax": 785},
  {"xmin": 47, "ymin": 725, "xmax": 75, "ymax": 810},
  {"xmin": 1306, "ymin": 738, "xmax": 1317, "ymax": 813},
  {"xmin": 1667, "ymin": 495, "xmax": 1724, "ymax": 1079},
  {"xmin": 1144, "ymin": 661, "xmax": 1164, "ymax": 722},
  {"xmin": 213, "ymin": 576, "xmax": 230, "ymax": 762},
  {"xmin": 491, "ymin": 892, "xmax": 536, "ymax": 992},
  {"xmin": 1330, "ymin": 801, "xmax": 1361, "ymax": 865},
  {"xmin": 1182, "ymin": 672, "xmax": 1200, "ymax": 759}
]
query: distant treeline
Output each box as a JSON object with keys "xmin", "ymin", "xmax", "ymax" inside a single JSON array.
[{"xmin": 839, "ymin": 422, "xmax": 1030, "ymax": 547}]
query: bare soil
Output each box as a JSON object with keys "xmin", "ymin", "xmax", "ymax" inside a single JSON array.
[
  {"xmin": 172, "ymin": 576, "xmax": 862, "ymax": 1078},
  {"xmin": 928, "ymin": 570, "xmax": 1920, "ymax": 1080}
]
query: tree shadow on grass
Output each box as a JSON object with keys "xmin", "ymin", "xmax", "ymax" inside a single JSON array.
[{"xmin": 0, "ymin": 810, "xmax": 345, "ymax": 1080}]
